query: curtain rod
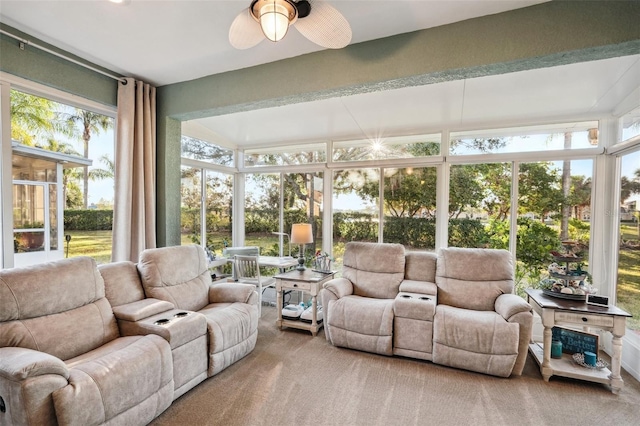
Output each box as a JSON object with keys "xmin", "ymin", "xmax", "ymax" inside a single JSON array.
[{"xmin": 0, "ymin": 29, "xmax": 128, "ymax": 84}]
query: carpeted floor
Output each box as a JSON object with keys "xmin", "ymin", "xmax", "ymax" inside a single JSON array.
[{"xmin": 150, "ymin": 306, "xmax": 640, "ymax": 426}]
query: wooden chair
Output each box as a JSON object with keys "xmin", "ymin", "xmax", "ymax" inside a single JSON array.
[{"xmin": 234, "ymin": 254, "xmax": 276, "ymax": 316}]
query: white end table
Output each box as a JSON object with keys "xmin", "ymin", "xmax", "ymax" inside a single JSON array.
[
  {"xmin": 525, "ymin": 289, "xmax": 631, "ymax": 394},
  {"xmin": 275, "ymin": 269, "xmax": 336, "ymax": 336}
]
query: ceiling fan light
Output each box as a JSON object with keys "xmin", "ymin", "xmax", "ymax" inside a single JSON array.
[{"xmin": 252, "ymin": 0, "xmax": 297, "ymax": 43}]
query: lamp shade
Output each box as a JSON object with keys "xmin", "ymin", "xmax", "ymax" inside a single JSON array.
[{"xmin": 290, "ymin": 223, "xmax": 313, "ymax": 244}]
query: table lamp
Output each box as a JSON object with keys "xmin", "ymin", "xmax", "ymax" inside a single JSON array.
[{"xmin": 291, "ymin": 223, "xmax": 313, "ymax": 271}]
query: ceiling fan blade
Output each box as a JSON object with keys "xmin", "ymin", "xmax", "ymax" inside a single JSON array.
[
  {"xmin": 294, "ymin": 0, "xmax": 352, "ymax": 49},
  {"xmin": 229, "ymin": 8, "xmax": 265, "ymax": 50}
]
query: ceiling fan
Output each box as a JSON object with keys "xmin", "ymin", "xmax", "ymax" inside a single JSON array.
[{"xmin": 229, "ymin": 0, "xmax": 352, "ymax": 50}]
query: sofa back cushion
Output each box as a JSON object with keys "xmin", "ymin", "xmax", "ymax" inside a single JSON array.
[
  {"xmin": 436, "ymin": 248, "xmax": 514, "ymax": 311},
  {"xmin": 0, "ymin": 257, "xmax": 119, "ymax": 360},
  {"xmin": 137, "ymin": 245, "xmax": 211, "ymax": 312},
  {"xmin": 99, "ymin": 261, "xmax": 146, "ymax": 307},
  {"xmin": 342, "ymin": 242, "xmax": 405, "ymax": 299},
  {"xmin": 405, "ymin": 251, "xmax": 437, "ymax": 282}
]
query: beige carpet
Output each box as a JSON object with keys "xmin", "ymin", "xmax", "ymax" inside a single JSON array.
[{"xmin": 150, "ymin": 306, "xmax": 640, "ymax": 426}]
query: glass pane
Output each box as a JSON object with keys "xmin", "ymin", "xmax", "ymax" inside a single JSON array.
[
  {"xmin": 244, "ymin": 144, "xmax": 326, "ymax": 167},
  {"xmin": 448, "ymin": 163, "xmax": 511, "ymax": 249},
  {"xmin": 617, "ymin": 151, "xmax": 640, "ymax": 334},
  {"xmin": 204, "ymin": 170, "xmax": 233, "ymax": 255},
  {"xmin": 245, "ymin": 173, "xmax": 280, "ymax": 253},
  {"xmin": 12, "ymin": 155, "xmax": 57, "ymax": 182},
  {"xmin": 518, "ymin": 159, "xmax": 593, "ymax": 297},
  {"xmin": 11, "ymin": 89, "xmax": 115, "ymax": 263},
  {"xmin": 49, "ymin": 184, "xmax": 58, "ymax": 250},
  {"xmin": 284, "ymin": 171, "xmax": 324, "ymax": 265},
  {"xmin": 382, "ymin": 167, "xmax": 437, "ymax": 251},
  {"xmin": 450, "ymin": 122, "xmax": 599, "ymax": 155},
  {"xmin": 180, "ymin": 166, "xmax": 202, "ymax": 245},
  {"xmin": 621, "ymin": 107, "xmax": 640, "ymax": 142},
  {"xmin": 181, "ymin": 136, "xmax": 234, "ymax": 166},
  {"xmin": 333, "ymin": 134, "xmax": 440, "ymax": 162},
  {"xmin": 13, "ymin": 183, "xmax": 45, "ymax": 253},
  {"xmin": 333, "ymin": 168, "xmax": 380, "ymax": 270}
]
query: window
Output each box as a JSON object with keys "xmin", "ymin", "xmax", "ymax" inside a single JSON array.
[
  {"xmin": 284, "ymin": 171, "xmax": 324, "ymax": 261},
  {"xmin": 448, "ymin": 163, "xmax": 512, "ymax": 249},
  {"xmin": 245, "ymin": 173, "xmax": 281, "ymax": 253},
  {"xmin": 180, "ymin": 166, "xmax": 202, "ymax": 245},
  {"xmin": 382, "ymin": 167, "xmax": 437, "ymax": 251},
  {"xmin": 450, "ymin": 122, "xmax": 599, "ymax": 155},
  {"xmin": 244, "ymin": 143, "xmax": 325, "ymax": 167},
  {"xmin": 617, "ymin": 150, "xmax": 640, "ymax": 335},
  {"xmin": 205, "ymin": 170, "xmax": 233, "ymax": 252},
  {"xmin": 181, "ymin": 136, "xmax": 234, "ymax": 166},
  {"xmin": 517, "ymin": 159, "xmax": 593, "ymax": 295},
  {"xmin": 333, "ymin": 134, "xmax": 440, "ymax": 162},
  {"xmin": 332, "ymin": 168, "xmax": 380, "ymax": 269},
  {"xmin": 621, "ymin": 107, "xmax": 640, "ymax": 142},
  {"xmin": 9, "ymin": 89, "xmax": 115, "ymax": 264}
]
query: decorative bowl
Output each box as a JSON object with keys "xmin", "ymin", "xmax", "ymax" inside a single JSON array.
[{"xmin": 572, "ymin": 352, "xmax": 609, "ymax": 370}]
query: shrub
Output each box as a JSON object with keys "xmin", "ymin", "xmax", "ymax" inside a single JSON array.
[{"xmin": 64, "ymin": 210, "xmax": 113, "ymax": 231}]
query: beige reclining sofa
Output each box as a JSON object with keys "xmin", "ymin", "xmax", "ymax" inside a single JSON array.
[
  {"xmin": 0, "ymin": 245, "xmax": 259, "ymax": 425},
  {"xmin": 321, "ymin": 242, "xmax": 533, "ymax": 378},
  {"xmin": 0, "ymin": 257, "xmax": 173, "ymax": 425}
]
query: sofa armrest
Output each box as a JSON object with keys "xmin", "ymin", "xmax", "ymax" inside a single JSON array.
[
  {"xmin": 495, "ymin": 293, "xmax": 532, "ymax": 321},
  {"xmin": 0, "ymin": 347, "xmax": 69, "ymax": 381},
  {"xmin": 322, "ymin": 277, "xmax": 353, "ymax": 299},
  {"xmin": 209, "ymin": 282, "xmax": 257, "ymax": 304},
  {"xmin": 112, "ymin": 298, "xmax": 175, "ymax": 322}
]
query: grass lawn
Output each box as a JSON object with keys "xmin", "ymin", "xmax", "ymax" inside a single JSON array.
[
  {"xmin": 618, "ymin": 223, "xmax": 640, "ymax": 333},
  {"xmin": 65, "ymin": 230, "xmax": 113, "ymax": 264}
]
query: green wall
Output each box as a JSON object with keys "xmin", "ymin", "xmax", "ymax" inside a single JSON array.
[{"xmin": 0, "ymin": 24, "xmax": 118, "ymax": 107}]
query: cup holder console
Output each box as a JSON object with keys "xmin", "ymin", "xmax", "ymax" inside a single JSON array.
[
  {"xmin": 154, "ymin": 311, "xmax": 190, "ymax": 326},
  {"xmin": 399, "ymin": 294, "xmax": 432, "ymax": 302}
]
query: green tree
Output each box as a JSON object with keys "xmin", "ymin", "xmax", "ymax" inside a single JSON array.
[
  {"xmin": 518, "ymin": 162, "xmax": 563, "ymax": 221},
  {"xmin": 62, "ymin": 110, "xmax": 113, "ymax": 209},
  {"xmin": 569, "ymin": 175, "xmax": 591, "ymax": 219},
  {"xmin": 10, "ymin": 91, "xmax": 58, "ymax": 145},
  {"xmin": 621, "ymin": 169, "xmax": 640, "ymax": 202}
]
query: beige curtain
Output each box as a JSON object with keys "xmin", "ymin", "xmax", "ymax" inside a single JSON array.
[{"xmin": 112, "ymin": 77, "xmax": 156, "ymax": 262}]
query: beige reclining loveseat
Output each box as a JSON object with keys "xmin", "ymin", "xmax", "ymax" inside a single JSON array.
[
  {"xmin": 0, "ymin": 245, "xmax": 259, "ymax": 425},
  {"xmin": 321, "ymin": 242, "xmax": 533, "ymax": 377},
  {"xmin": 0, "ymin": 257, "xmax": 173, "ymax": 425},
  {"xmin": 99, "ymin": 244, "xmax": 260, "ymax": 395}
]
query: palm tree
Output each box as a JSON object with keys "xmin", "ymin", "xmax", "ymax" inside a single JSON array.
[
  {"xmin": 62, "ymin": 110, "xmax": 113, "ymax": 208},
  {"xmin": 89, "ymin": 154, "xmax": 114, "ymax": 181},
  {"xmin": 10, "ymin": 91, "xmax": 57, "ymax": 145}
]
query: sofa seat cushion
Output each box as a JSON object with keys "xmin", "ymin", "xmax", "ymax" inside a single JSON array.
[
  {"xmin": 432, "ymin": 305, "xmax": 519, "ymax": 377},
  {"xmin": 54, "ymin": 334, "xmax": 173, "ymax": 425},
  {"xmin": 326, "ymin": 296, "xmax": 394, "ymax": 355},
  {"xmin": 198, "ymin": 302, "xmax": 258, "ymax": 376}
]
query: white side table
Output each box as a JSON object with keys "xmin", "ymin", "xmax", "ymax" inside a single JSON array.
[
  {"xmin": 275, "ymin": 269, "xmax": 336, "ymax": 336},
  {"xmin": 525, "ymin": 289, "xmax": 631, "ymax": 394}
]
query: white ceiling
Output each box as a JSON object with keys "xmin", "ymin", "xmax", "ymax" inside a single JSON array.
[{"xmin": 2, "ymin": 1, "xmax": 638, "ymax": 149}]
